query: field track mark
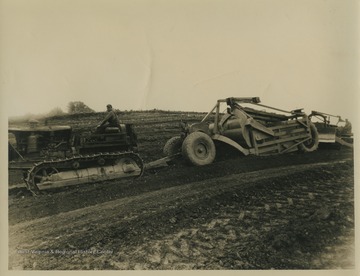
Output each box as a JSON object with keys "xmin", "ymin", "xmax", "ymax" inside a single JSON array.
[{"xmin": 9, "ymin": 160, "xmax": 348, "ymax": 249}]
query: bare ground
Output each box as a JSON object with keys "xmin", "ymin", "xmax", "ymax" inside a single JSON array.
[
  {"xmin": 8, "ymin": 150, "xmax": 354, "ymax": 270},
  {"xmin": 8, "ymin": 112, "xmax": 355, "ymax": 270}
]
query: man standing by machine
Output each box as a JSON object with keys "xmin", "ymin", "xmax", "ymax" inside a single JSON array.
[{"xmin": 96, "ymin": 104, "xmax": 120, "ymax": 133}]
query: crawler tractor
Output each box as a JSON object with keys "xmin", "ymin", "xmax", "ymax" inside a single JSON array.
[
  {"xmin": 8, "ymin": 122, "xmax": 143, "ymax": 194},
  {"xmin": 164, "ymin": 97, "xmax": 319, "ymax": 166}
]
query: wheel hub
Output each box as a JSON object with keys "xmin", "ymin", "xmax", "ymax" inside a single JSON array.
[{"xmin": 195, "ymin": 143, "xmax": 208, "ymax": 159}]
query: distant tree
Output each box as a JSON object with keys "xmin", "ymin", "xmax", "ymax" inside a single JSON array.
[
  {"xmin": 47, "ymin": 107, "xmax": 65, "ymax": 117},
  {"xmin": 67, "ymin": 101, "xmax": 95, "ymax": 114}
]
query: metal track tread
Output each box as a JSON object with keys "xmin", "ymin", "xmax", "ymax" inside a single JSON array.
[{"xmin": 25, "ymin": 152, "xmax": 144, "ymax": 195}]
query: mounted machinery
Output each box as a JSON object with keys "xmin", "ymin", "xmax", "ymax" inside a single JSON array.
[
  {"xmin": 164, "ymin": 97, "xmax": 319, "ymax": 166},
  {"xmin": 309, "ymin": 110, "xmax": 353, "ymax": 148}
]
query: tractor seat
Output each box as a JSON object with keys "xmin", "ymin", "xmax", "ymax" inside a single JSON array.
[{"xmin": 105, "ymin": 127, "xmax": 121, "ymax": 133}]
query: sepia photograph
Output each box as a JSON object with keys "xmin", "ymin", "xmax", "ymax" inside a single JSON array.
[{"xmin": 0, "ymin": 0, "xmax": 358, "ymax": 274}]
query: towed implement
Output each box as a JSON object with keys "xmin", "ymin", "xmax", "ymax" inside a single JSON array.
[
  {"xmin": 8, "ymin": 122, "xmax": 144, "ymax": 194},
  {"xmin": 309, "ymin": 111, "xmax": 353, "ymax": 148},
  {"xmin": 164, "ymin": 97, "xmax": 319, "ymax": 166}
]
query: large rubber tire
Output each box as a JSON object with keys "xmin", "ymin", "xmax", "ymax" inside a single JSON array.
[
  {"xmin": 299, "ymin": 123, "xmax": 319, "ymax": 152},
  {"xmin": 181, "ymin": 132, "xmax": 216, "ymax": 166},
  {"xmin": 163, "ymin": 136, "xmax": 183, "ymax": 156}
]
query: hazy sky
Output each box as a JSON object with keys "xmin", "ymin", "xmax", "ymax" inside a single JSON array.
[{"xmin": 0, "ymin": 0, "xmax": 358, "ymax": 123}]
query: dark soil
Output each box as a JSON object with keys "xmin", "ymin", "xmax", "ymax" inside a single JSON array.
[{"xmin": 8, "ymin": 112, "xmax": 355, "ymax": 270}]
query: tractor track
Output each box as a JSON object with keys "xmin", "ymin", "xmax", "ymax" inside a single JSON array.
[
  {"xmin": 8, "ymin": 149, "xmax": 354, "ymax": 269},
  {"xmin": 9, "ymin": 148, "xmax": 353, "ymax": 223}
]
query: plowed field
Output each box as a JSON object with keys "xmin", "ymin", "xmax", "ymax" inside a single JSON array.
[{"xmin": 8, "ymin": 111, "xmax": 355, "ymax": 270}]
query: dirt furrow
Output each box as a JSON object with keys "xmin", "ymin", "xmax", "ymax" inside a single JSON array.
[
  {"xmin": 8, "ymin": 149, "xmax": 352, "ymax": 224},
  {"xmin": 9, "ymin": 160, "xmax": 353, "ymax": 269}
]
